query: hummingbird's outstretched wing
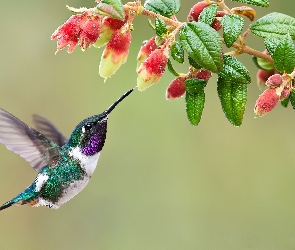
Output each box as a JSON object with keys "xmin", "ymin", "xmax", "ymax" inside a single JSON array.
[
  {"xmin": 0, "ymin": 109, "xmax": 61, "ymax": 171},
  {"xmin": 32, "ymin": 114, "xmax": 68, "ymax": 146}
]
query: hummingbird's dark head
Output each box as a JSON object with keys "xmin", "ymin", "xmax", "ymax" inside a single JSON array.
[{"xmin": 67, "ymin": 88, "xmax": 134, "ymax": 156}]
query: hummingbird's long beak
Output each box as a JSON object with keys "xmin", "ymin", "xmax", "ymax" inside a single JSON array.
[{"xmin": 103, "ymin": 87, "xmax": 135, "ymax": 117}]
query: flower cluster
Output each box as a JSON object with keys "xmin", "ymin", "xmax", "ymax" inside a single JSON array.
[
  {"xmin": 50, "ymin": 0, "xmax": 295, "ymax": 126},
  {"xmin": 51, "ymin": 12, "xmax": 101, "ymax": 53},
  {"xmin": 254, "ymin": 74, "xmax": 292, "ymax": 117}
]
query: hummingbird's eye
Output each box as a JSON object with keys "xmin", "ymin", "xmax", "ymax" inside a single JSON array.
[{"xmin": 84, "ymin": 123, "xmax": 93, "ymax": 131}]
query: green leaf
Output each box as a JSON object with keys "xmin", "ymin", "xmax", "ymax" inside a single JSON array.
[
  {"xmin": 290, "ymin": 88, "xmax": 295, "ymax": 110},
  {"xmin": 199, "ymin": 4, "xmax": 218, "ymax": 26},
  {"xmin": 96, "ymin": 0, "xmax": 125, "ymax": 20},
  {"xmin": 221, "ymin": 14, "xmax": 244, "ymax": 48},
  {"xmin": 188, "ymin": 56, "xmax": 202, "ymax": 69},
  {"xmin": 250, "ymin": 13, "xmax": 295, "ymax": 39},
  {"xmin": 144, "ymin": 0, "xmax": 181, "ymax": 17},
  {"xmin": 167, "ymin": 59, "xmax": 180, "ymax": 76},
  {"xmin": 218, "ymin": 55, "xmax": 251, "ymax": 84},
  {"xmin": 185, "ymin": 79, "xmax": 207, "ymax": 126},
  {"xmin": 155, "ymin": 17, "xmax": 167, "ymax": 36},
  {"xmin": 170, "ymin": 41, "xmax": 184, "ymax": 63},
  {"xmin": 185, "ymin": 78, "xmax": 207, "ymax": 94},
  {"xmin": 217, "ymin": 78, "xmax": 248, "ymax": 126},
  {"xmin": 273, "ymin": 34, "xmax": 295, "ymax": 73},
  {"xmin": 264, "ymin": 37, "xmax": 281, "ymax": 58},
  {"xmin": 281, "ymin": 97, "xmax": 290, "ymax": 108},
  {"xmin": 185, "ymin": 92, "xmax": 205, "ymax": 126},
  {"xmin": 252, "ymin": 56, "xmax": 274, "ymax": 71},
  {"xmin": 231, "ymin": 0, "xmax": 269, "ymax": 7},
  {"xmin": 180, "ymin": 22, "xmax": 223, "ymax": 73}
]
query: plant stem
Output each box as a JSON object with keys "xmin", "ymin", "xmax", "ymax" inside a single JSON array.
[
  {"xmin": 230, "ymin": 42, "xmax": 274, "ymax": 63},
  {"xmin": 124, "ymin": 5, "xmax": 181, "ymax": 27}
]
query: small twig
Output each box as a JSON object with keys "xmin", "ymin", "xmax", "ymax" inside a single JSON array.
[
  {"xmin": 124, "ymin": 5, "xmax": 181, "ymax": 27},
  {"xmin": 228, "ymin": 41, "xmax": 274, "ymax": 63}
]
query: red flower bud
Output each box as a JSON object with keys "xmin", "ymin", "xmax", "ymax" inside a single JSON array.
[
  {"xmin": 166, "ymin": 77, "xmax": 186, "ymax": 100},
  {"xmin": 211, "ymin": 19, "xmax": 222, "ymax": 31},
  {"xmin": 137, "ymin": 46, "xmax": 169, "ymax": 91},
  {"xmin": 191, "ymin": 69, "xmax": 211, "ymax": 81},
  {"xmin": 254, "ymin": 88, "xmax": 280, "ymax": 117},
  {"xmin": 265, "ymin": 74, "xmax": 282, "ymax": 88},
  {"xmin": 187, "ymin": 2, "xmax": 210, "ymax": 22},
  {"xmin": 211, "ymin": 11, "xmax": 225, "ymax": 31},
  {"xmin": 99, "ymin": 29, "xmax": 132, "ymax": 79},
  {"xmin": 137, "ymin": 36, "xmax": 158, "ymax": 69}
]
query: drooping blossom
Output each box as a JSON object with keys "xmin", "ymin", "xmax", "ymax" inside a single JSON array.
[
  {"xmin": 99, "ymin": 28, "xmax": 132, "ymax": 79},
  {"xmin": 136, "ymin": 36, "xmax": 158, "ymax": 69},
  {"xmin": 51, "ymin": 12, "xmax": 101, "ymax": 53},
  {"xmin": 137, "ymin": 46, "xmax": 169, "ymax": 91}
]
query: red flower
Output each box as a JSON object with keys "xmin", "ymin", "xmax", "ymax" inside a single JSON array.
[
  {"xmin": 137, "ymin": 46, "xmax": 169, "ymax": 91},
  {"xmin": 52, "ymin": 12, "xmax": 101, "ymax": 53},
  {"xmin": 166, "ymin": 77, "xmax": 186, "ymax": 100},
  {"xmin": 137, "ymin": 36, "xmax": 158, "ymax": 69},
  {"xmin": 51, "ymin": 13, "xmax": 87, "ymax": 53},
  {"xmin": 254, "ymin": 88, "xmax": 280, "ymax": 117},
  {"xmin": 99, "ymin": 29, "xmax": 132, "ymax": 79}
]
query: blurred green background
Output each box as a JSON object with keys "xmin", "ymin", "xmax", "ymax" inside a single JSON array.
[{"xmin": 0, "ymin": 1, "xmax": 295, "ymax": 249}]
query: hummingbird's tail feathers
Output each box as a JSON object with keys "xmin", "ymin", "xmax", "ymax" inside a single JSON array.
[
  {"xmin": 0, "ymin": 200, "xmax": 14, "ymax": 211},
  {"xmin": 0, "ymin": 193, "xmax": 39, "ymax": 211},
  {"xmin": 0, "ymin": 199, "xmax": 39, "ymax": 211}
]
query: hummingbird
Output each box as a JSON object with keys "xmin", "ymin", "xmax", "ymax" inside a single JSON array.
[{"xmin": 0, "ymin": 88, "xmax": 134, "ymax": 211}]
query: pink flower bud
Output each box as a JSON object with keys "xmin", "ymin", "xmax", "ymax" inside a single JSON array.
[
  {"xmin": 187, "ymin": 2, "xmax": 210, "ymax": 22},
  {"xmin": 254, "ymin": 88, "xmax": 280, "ymax": 117},
  {"xmin": 51, "ymin": 13, "xmax": 87, "ymax": 53},
  {"xmin": 281, "ymin": 87, "xmax": 291, "ymax": 100},
  {"xmin": 166, "ymin": 77, "xmax": 186, "ymax": 100},
  {"xmin": 256, "ymin": 69, "xmax": 275, "ymax": 88},
  {"xmin": 94, "ymin": 15, "xmax": 127, "ymax": 48},
  {"xmin": 80, "ymin": 15, "xmax": 101, "ymax": 50},
  {"xmin": 99, "ymin": 29, "xmax": 132, "ymax": 79},
  {"xmin": 137, "ymin": 46, "xmax": 169, "ymax": 91},
  {"xmin": 137, "ymin": 37, "xmax": 158, "ymax": 69},
  {"xmin": 265, "ymin": 74, "xmax": 282, "ymax": 88}
]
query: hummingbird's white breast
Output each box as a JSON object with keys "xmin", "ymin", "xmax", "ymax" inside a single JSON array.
[
  {"xmin": 69, "ymin": 147, "xmax": 101, "ymax": 176},
  {"xmin": 35, "ymin": 148, "xmax": 101, "ymax": 209}
]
